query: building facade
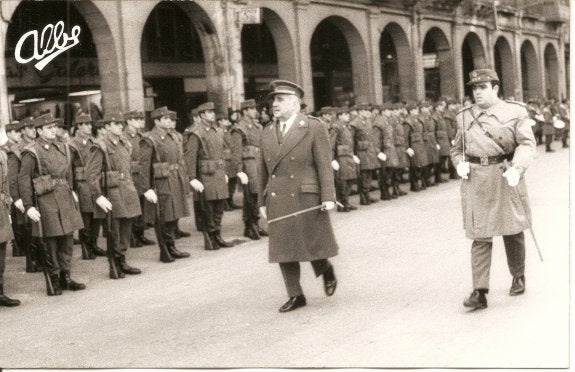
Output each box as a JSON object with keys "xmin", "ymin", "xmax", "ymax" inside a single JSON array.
[{"xmin": 0, "ymin": 0, "xmax": 569, "ymax": 126}]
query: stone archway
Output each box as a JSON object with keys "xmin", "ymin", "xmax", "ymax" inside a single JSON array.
[
  {"xmin": 544, "ymin": 43, "xmax": 559, "ymax": 100},
  {"xmin": 520, "ymin": 40, "xmax": 541, "ymax": 100},
  {"xmin": 241, "ymin": 8, "xmax": 295, "ymax": 103},
  {"xmin": 422, "ymin": 27, "xmax": 455, "ymax": 101},
  {"xmin": 494, "ymin": 36, "xmax": 516, "ymax": 99},
  {"xmin": 379, "ymin": 22, "xmax": 415, "ymax": 102},
  {"xmin": 310, "ymin": 16, "xmax": 368, "ymax": 109},
  {"xmin": 461, "ymin": 32, "xmax": 487, "ymax": 98}
]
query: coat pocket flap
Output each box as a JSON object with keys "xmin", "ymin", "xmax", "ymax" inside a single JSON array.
[{"xmin": 300, "ymin": 184, "xmax": 319, "ymax": 193}]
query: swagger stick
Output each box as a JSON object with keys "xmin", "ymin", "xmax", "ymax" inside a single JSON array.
[{"xmin": 268, "ymin": 202, "xmax": 343, "ymax": 224}]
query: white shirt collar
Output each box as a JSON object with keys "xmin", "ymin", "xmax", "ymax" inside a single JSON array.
[{"xmin": 280, "ymin": 113, "xmax": 298, "ymax": 134}]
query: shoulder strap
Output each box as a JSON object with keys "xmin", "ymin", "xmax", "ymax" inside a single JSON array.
[{"xmin": 468, "ymin": 109, "xmax": 508, "ymax": 153}]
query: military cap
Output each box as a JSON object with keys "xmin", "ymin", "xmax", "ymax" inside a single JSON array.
[
  {"xmin": 467, "ymin": 68, "xmax": 499, "ymax": 86},
  {"xmin": 190, "ymin": 108, "xmax": 200, "ymax": 117},
  {"xmin": 5, "ymin": 121, "xmax": 19, "ymax": 132},
  {"xmin": 267, "ymin": 80, "xmax": 304, "ymax": 99},
  {"xmin": 124, "ymin": 110, "xmax": 145, "ymax": 120},
  {"xmin": 33, "ymin": 113, "xmax": 59, "ymax": 128},
  {"xmin": 240, "ymin": 99, "xmax": 257, "ymax": 110},
  {"xmin": 356, "ymin": 102, "xmax": 371, "ymax": 111},
  {"xmin": 447, "ymin": 98, "xmax": 458, "ymax": 105},
  {"xmin": 54, "ymin": 118, "xmax": 66, "ymax": 128},
  {"xmin": 20, "ymin": 116, "xmax": 35, "ymax": 128},
  {"xmin": 102, "ymin": 112, "xmax": 125, "ymax": 124},
  {"xmin": 74, "ymin": 114, "xmax": 93, "ymax": 126},
  {"xmin": 382, "ymin": 102, "xmax": 394, "ymax": 110},
  {"xmin": 419, "ymin": 100, "xmax": 432, "ymax": 109},
  {"xmin": 151, "ymin": 106, "xmax": 176, "ymax": 119},
  {"xmin": 93, "ymin": 119, "xmax": 105, "ymax": 129},
  {"xmin": 405, "ymin": 101, "xmax": 418, "ymax": 111},
  {"xmin": 216, "ymin": 112, "xmax": 226, "ymax": 121},
  {"xmin": 320, "ymin": 106, "xmax": 336, "ymax": 115},
  {"xmin": 196, "ymin": 102, "xmax": 215, "ymax": 113},
  {"xmin": 336, "ymin": 107, "xmax": 349, "ymax": 116}
]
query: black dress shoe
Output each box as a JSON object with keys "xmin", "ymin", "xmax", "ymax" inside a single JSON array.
[
  {"xmin": 175, "ymin": 229, "xmax": 191, "ymax": 238},
  {"xmin": 344, "ymin": 203, "xmax": 357, "ymax": 211},
  {"xmin": 167, "ymin": 244, "xmax": 191, "ymax": 259},
  {"xmin": 119, "ymin": 256, "xmax": 142, "ymax": 275},
  {"xmin": 59, "ymin": 271, "xmax": 86, "ymax": 291},
  {"xmin": 213, "ymin": 232, "xmax": 233, "ymax": 248},
  {"xmin": 92, "ymin": 246, "xmax": 107, "ymax": 257},
  {"xmin": 323, "ymin": 266, "xmax": 337, "ymax": 296},
  {"xmin": 257, "ymin": 227, "xmax": 269, "ymax": 237},
  {"xmin": 509, "ymin": 275, "xmax": 525, "ymax": 296},
  {"xmin": 279, "ymin": 295, "xmax": 307, "ymax": 313},
  {"xmin": 139, "ymin": 236, "xmax": 156, "ymax": 246},
  {"xmin": 463, "ymin": 289, "xmax": 487, "ymax": 310},
  {"xmin": 0, "ymin": 285, "xmax": 20, "ymax": 307},
  {"xmin": 244, "ymin": 226, "xmax": 260, "ymax": 240}
]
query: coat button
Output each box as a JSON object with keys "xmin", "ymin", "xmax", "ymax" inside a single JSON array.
[
  {"xmin": 290, "ymin": 193, "xmax": 295, "ymax": 197},
  {"xmin": 290, "ymin": 175, "xmax": 294, "ymax": 179},
  {"xmin": 290, "ymin": 157, "xmax": 295, "ymax": 160},
  {"xmin": 271, "ymin": 192, "xmax": 276, "ymax": 197},
  {"xmin": 272, "ymin": 175, "xmax": 276, "ymax": 178}
]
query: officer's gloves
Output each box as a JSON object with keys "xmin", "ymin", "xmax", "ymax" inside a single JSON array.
[
  {"xmin": 377, "ymin": 152, "xmax": 387, "ymax": 161},
  {"xmin": 502, "ymin": 166, "xmax": 520, "ymax": 187},
  {"xmin": 456, "ymin": 161, "xmax": 470, "ymax": 179},
  {"xmin": 331, "ymin": 160, "xmax": 340, "ymax": 171},
  {"xmin": 27, "ymin": 207, "xmax": 41, "ymax": 222},
  {"xmin": 352, "ymin": 155, "xmax": 360, "ymax": 164},
  {"xmin": 406, "ymin": 148, "xmax": 415, "ymax": 157},
  {"xmin": 436, "ymin": 144, "xmax": 441, "ymax": 150},
  {"xmin": 13, "ymin": 199, "xmax": 24, "ymax": 213},
  {"xmin": 144, "ymin": 189, "xmax": 158, "ymax": 204},
  {"xmin": 259, "ymin": 206, "xmax": 267, "ymax": 219},
  {"xmin": 72, "ymin": 191, "xmax": 79, "ymax": 203},
  {"xmin": 321, "ymin": 201, "xmax": 335, "ymax": 211},
  {"xmin": 237, "ymin": 172, "xmax": 249, "ymax": 185},
  {"xmin": 96, "ymin": 196, "xmax": 113, "ymax": 213},
  {"xmin": 190, "ymin": 179, "xmax": 204, "ymax": 193}
]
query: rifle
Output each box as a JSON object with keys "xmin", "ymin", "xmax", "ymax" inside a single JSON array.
[
  {"xmin": 197, "ymin": 190, "xmax": 216, "ymax": 250},
  {"xmin": 242, "ymin": 182, "xmax": 252, "ymax": 228},
  {"xmin": 32, "ymin": 192, "xmax": 56, "ymax": 295},
  {"xmin": 152, "ymin": 184, "xmax": 174, "ymax": 262},
  {"xmin": 102, "ymin": 157, "xmax": 120, "ymax": 279}
]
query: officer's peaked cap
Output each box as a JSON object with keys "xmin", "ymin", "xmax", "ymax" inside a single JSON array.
[
  {"xmin": 467, "ymin": 68, "xmax": 500, "ymax": 86},
  {"xmin": 267, "ymin": 80, "xmax": 304, "ymax": 100}
]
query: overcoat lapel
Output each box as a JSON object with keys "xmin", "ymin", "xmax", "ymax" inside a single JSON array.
[{"xmin": 270, "ymin": 113, "xmax": 309, "ymax": 172}]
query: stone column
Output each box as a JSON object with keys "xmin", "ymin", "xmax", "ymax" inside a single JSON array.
[
  {"xmin": 451, "ymin": 14, "xmax": 465, "ymax": 102},
  {"xmin": 411, "ymin": 10, "xmax": 425, "ymax": 101},
  {"xmin": 223, "ymin": 0, "xmax": 245, "ymax": 110},
  {"xmin": 368, "ymin": 7, "xmax": 383, "ymax": 104},
  {"xmin": 294, "ymin": 0, "xmax": 314, "ymax": 108},
  {"xmin": 0, "ymin": 15, "xmax": 10, "ymax": 123}
]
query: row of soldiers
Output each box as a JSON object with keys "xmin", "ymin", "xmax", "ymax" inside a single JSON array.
[
  {"xmin": 0, "ymin": 99, "xmax": 270, "ymax": 306},
  {"xmin": 525, "ymin": 99, "xmax": 570, "ymax": 152},
  {"xmin": 316, "ymin": 98, "xmax": 461, "ymax": 211}
]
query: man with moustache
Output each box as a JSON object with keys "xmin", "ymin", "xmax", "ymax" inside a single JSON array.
[{"xmin": 258, "ymin": 80, "xmax": 339, "ymax": 313}]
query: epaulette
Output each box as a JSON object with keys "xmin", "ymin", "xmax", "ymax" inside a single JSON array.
[
  {"xmin": 505, "ymin": 100, "xmax": 526, "ymax": 107},
  {"xmin": 457, "ymin": 105, "xmax": 473, "ymax": 115},
  {"xmin": 91, "ymin": 138, "xmax": 107, "ymax": 153}
]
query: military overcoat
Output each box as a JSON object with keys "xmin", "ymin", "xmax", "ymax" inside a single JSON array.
[
  {"xmin": 350, "ymin": 116, "xmax": 379, "ymax": 170},
  {"xmin": 391, "ymin": 116, "xmax": 409, "ymax": 168},
  {"xmin": 374, "ymin": 115, "xmax": 399, "ymax": 168},
  {"xmin": 403, "ymin": 116, "xmax": 429, "ymax": 167},
  {"xmin": 420, "ymin": 112, "xmax": 440, "ymax": 163},
  {"xmin": 433, "ymin": 112, "xmax": 451, "ymax": 157},
  {"xmin": 124, "ymin": 127, "xmax": 145, "ymax": 195},
  {"xmin": 18, "ymin": 138, "xmax": 83, "ymax": 237},
  {"xmin": 331, "ymin": 120, "xmax": 358, "ymax": 180},
  {"xmin": 230, "ymin": 118, "xmax": 263, "ymax": 194},
  {"xmin": 0, "ymin": 151, "xmax": 14, "ymax": 243},
  {"xmin": 258, "ymin": 113, "xmax": 339, "ymax": 263},
  {"xmin": 69, "ymin": 132, "xmax": 95, "ymax": 213},
  {"xmin": 85, "ymin": 134, "xmax": 141, "ymax": 219},
  {"xmin": 4, "ymin": 141, "xmax": 25, "ymax": 225},
  {"xmin": 450, "ymin": 100, "xmax": 536, "ymax": 240}
]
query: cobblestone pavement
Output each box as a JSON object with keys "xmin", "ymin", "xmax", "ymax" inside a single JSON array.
[{"xmin": 0, "ymin": 145, "xmax": 570, "ymax": 369}]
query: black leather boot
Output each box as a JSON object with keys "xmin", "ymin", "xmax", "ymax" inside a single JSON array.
[
  {"xmin": 49, "ymin": 274, "xmax": 63, "ymax": 296},
  {"xmin": 159, "ymin": 244, "xmax": 176, "ymax": 262},
  {"xmin": 108, "ymin": 257, "xmax": 123, "ymax": 279},
  {"xmin": 0, "ymin": 285, "xmax": 21, "ymax": 307},
  {"xmin": 175, "ymin": 228, "xmax": 191, "ymax": 239},
  {"xmin": 256, "ymin": 224, "xmax": 269, "ymax": 236},
  {"xmin": 213, "ymin": 231, "xmax": 233, "ymax": 248},
  {"xmin": 59, "ymin": 271, "xmax": 86, "ymax": 291},
  {"xmin": 244, "ymin": 225, "xmax": 260, "ymax": 240},
  {"xmin": 167, "ymin": 242, "xmax": 190, "ymax": 259},
  {"xmin": 91, "ymin": 245, "xmax": 107, "ymax": 257},
  {"xmin": 509, "ymin": 275, "xmax": 525, "ymax": 296},
  {"xmin": 463, "ymin": 289, "xmax": 488, "ymax": 310},
  {"xmin": 81, "ymin": 242, "xmax": 96, "ymax": 260},
  {"xmin": 359, "ymin": 191, "xmax": 369, "ymax": 205},
  {"xmin": 139, "ymin": 235, "xmax": 156, "ymax": 246},
  {"xmin": 118, "ymin": 256, "xmax": 142, "ymax": 274}
]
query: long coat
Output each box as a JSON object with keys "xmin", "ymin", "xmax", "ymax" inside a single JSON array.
[
  {"xmin": 404, "ymin": 115, "xmax": 429, "ymax": 167},
  {"xmin": 433, "ymin": 112, "xmax": 451, "ymax": 157},
  {"xmin": 140, "ymin": 127, "xmax": 190, "ymax": 224},
  {"xmin": 391, "ymin": 116, "xmax": 409, "ymax": 168},
  {"xmin": 230, "ymin": 118, "xmax": 263, "ymax": 194},
  {"xmin": 258, "ymin": 113, "xmax": 339, "ymax": 263},
  {"xmin": 350, "ymin": 116, "xmax": 379, "ymax": 170},
  {"xmin": 85, "ymin": 134, "xmax": 141, "ymax": 220},
  {"xmin": 450, "ymin": 100, "xmax": 536, "ymax": 240},
  {"xmin": 4, "ymin": 141, "xmax": 25, "ymax": 225},
  {"xmin": 375, "ymin": 115, "xmax": 399, "ymax": 168},
  {"xmin": 18, "ymin": 137, "xmax": 83, "ymax": 237},
  {"xmin": 332, "ymin": 120, "xmax": 358, "ymax": 180},
  {"xmin": 0, "ymin": 151, "xmax": 14, "ymax": 244},
  {"xmin": 420, "ymin": 112, "xmax": 440, "ymax": 164},
  {"xmin": 124, "ymin": 127, "xmax": 145, "ymax": 196},
  {"xmin": 69, "ymin": 132, "xmax": 95, "ymax": 213}
]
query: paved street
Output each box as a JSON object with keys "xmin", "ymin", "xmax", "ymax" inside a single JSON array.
[{"xmin": 0, "ymin": 145, "xmax": 570, "ymax": 369}]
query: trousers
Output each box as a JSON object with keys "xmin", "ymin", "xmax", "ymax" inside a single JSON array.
[{"xmin": 279, "ymin": 259, "xmax": 331, "ymax": 297}]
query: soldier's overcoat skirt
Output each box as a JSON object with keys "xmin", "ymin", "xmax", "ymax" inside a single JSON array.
[
  {"xmin": 258, "ymin": 114, "xmax": 339, "ymax": 263},
  {"xmin": 450, "ymin": 101, "xmax": 536, "ymax": 240},
  {"xmin": 0, "ymin": 151, "xmax": 14, "ymax": 243}
]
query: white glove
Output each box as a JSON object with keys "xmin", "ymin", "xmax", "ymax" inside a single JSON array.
[
  {"xmin": 406, "ymin": 148, "xmax": 415, "ymax": 157},
  {"xmin": 377, "ymin": 152, "xmax": 387, "ymax": 161},
  {"xmin": 456, "ymin": 161, "xmax": 470, "ymax": 179},
  {"xmin": 237, "ymin": 172, "xmax": 249, "ymax": 185},
  {"xmin": 8, "ymin": 214, "xmax": 12, "ymax": 224},
  {"xmin": 451, "ymin": 140, "xmax": 455, "ymax": 146},
  {"xmin": 321, "ymin": 201, "xmax": 335, "ymax": 211},
  {"xmin": 331, "ymin": 160, "xmax": 340, "ymax": 171},
  {"xmin": 14, "ymin": 199, "xmax": 24, "ymax": 213},
  {"xmin": 259, "ymin": 206, "xmax": 267, "ymax": 219},
  {"xmin": 27, "ymin": 207, "xmax": 41, "ymax": 222},
  {"xmin": 503, "ymin": 166, "xmax": 520, "ymax": 187},
  {"xmin": 96, "ymin": 195, "xmax": 113, "ymax": 213},
  {"xmin": 190, "ymin": 179, "xmax": 204, "ymax": 192},
  {"xmin": 72, "ymin": 191, "xmax": 79, "ymax": 203},
  {"xmin": 144, "ymin": 189, "xmax": 158, "ymax": 204},
  {"xmin": 436, "ymin": 144, "xmax": 441, "ymax": 150},
  {"xmin": 225, "ymin": 174, "xmax": 229, "ymax": 183},
  {"xmin": 352, "ymin": 155, "xmax": 360, "ymax": 164}
]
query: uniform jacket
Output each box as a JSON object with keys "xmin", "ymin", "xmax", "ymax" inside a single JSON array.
[
  {"xmin": 69, "ymin": 132, "xmax": 95, "ymax": 213},
  {"xmin": 374, "ymin": 115, "xmax": 399, "ymax": 168},
  {"xmin": 183, "ymin": 120, "xmax": 229, "ymax": 201},
  {"xmin": 124, "ymin": 126, "xmax": 145, "ymax": 195},
  {"xmin": 542, "ymin": 109, "xmax": 556, "ymax": 135},
  {"xmin": 350, "ymin": 116, "xmax": 379, "ymax": 170},
  {"xmin": 403, "ymin": 115, "xmax": 429, "ymax": 167},
  {"xmin": 222, "ymin": 127, "xmax": 236, "ymax": 179},
  {"xmin": 140, "ymin": 126, "xmax": 190, "ymax": 224},
  {"xmin": 419, "ymin": 112, "xmax": 440, "ymax": 163},
  {"xmin": 450, "ymin": 100, "xmax": 536, "ymax": 240},
  {"xmin": 0, "ymin": 151, "xmax": 14, "ymax": 244},
  {"xmin": 4, "ymin": 140, "xmax": 26, "ymax": 225},
  {"xmin": 85, "ymin": 133, "xmax": 141, "ymax": 220},
  {"xmin": 331, "ymin": 120, "xmax": 358, "ymax": 181},
  {"xmin": 258, "ymin": 113, "xmax": 339, "ymax": 263},
  {"xmin": 18, "ymin": 137, "xmax": 83, "ymax": 237},
  {"xmin": 391, "ymin": 115, "xmax": 409, "ymax": 168},
  {"xmin": 433, "ymin": 112, "xmax": 452, "ymax": 157},
  {"xmin": 230, "ymin": 117, "xmax": 263, "ymax": 194}
]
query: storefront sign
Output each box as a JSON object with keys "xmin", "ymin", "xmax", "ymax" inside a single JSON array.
[
  {"xmin": 14, "ymin": 21, "xmax": 81, "ymax": 71},
  {"xmin": 237, "ymin": 8, "xmax": 261, "ymax": 24},
  {"xmin": 6, "ymin": 58, "xmax": 99, "ymax": 87}
]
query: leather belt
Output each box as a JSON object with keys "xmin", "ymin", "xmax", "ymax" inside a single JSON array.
[
  {"xmin": 466, "ymin": 152, "xmax": 514, "ymax": 166},
  {"xmin": 169, "ymin": 164, "xmax": 179, "ymax": 171},
  {"xmin": 53, "ymin": 178, "xmax": 69, "ymax": 186}
]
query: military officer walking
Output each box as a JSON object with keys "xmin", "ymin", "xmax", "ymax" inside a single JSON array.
[
  {"xmin": 85, "ymin": 113, "xmax": 142, "ymax": 278},
  {"xmin": 258, "ymin": 80, "xmax": 339, "ymax": 313},
  {"xmin": 18, "ymin": 113, "xmax": 86, "ymax": 295},
  {"xmin": 450, "ymin": 69, "xmax": 536, "ymax": 310}
]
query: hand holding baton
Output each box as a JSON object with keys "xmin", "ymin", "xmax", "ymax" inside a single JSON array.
[{"xmin": 268, "ymin": 202, "xmax": 343, "ymax": 224}]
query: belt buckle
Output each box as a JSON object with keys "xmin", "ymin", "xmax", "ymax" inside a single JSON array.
[{"xmin": 480, "ymin": 156, "xmax": 489, "ymax": 166}]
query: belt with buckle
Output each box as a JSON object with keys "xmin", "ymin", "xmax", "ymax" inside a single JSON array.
[
  {"xmin": 53, "ymin": 178, "xmax": 69, "ymax": 186},
  {"xmin": 466, "ymin": 152, "xmax": 514, "ymax": 166}
]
